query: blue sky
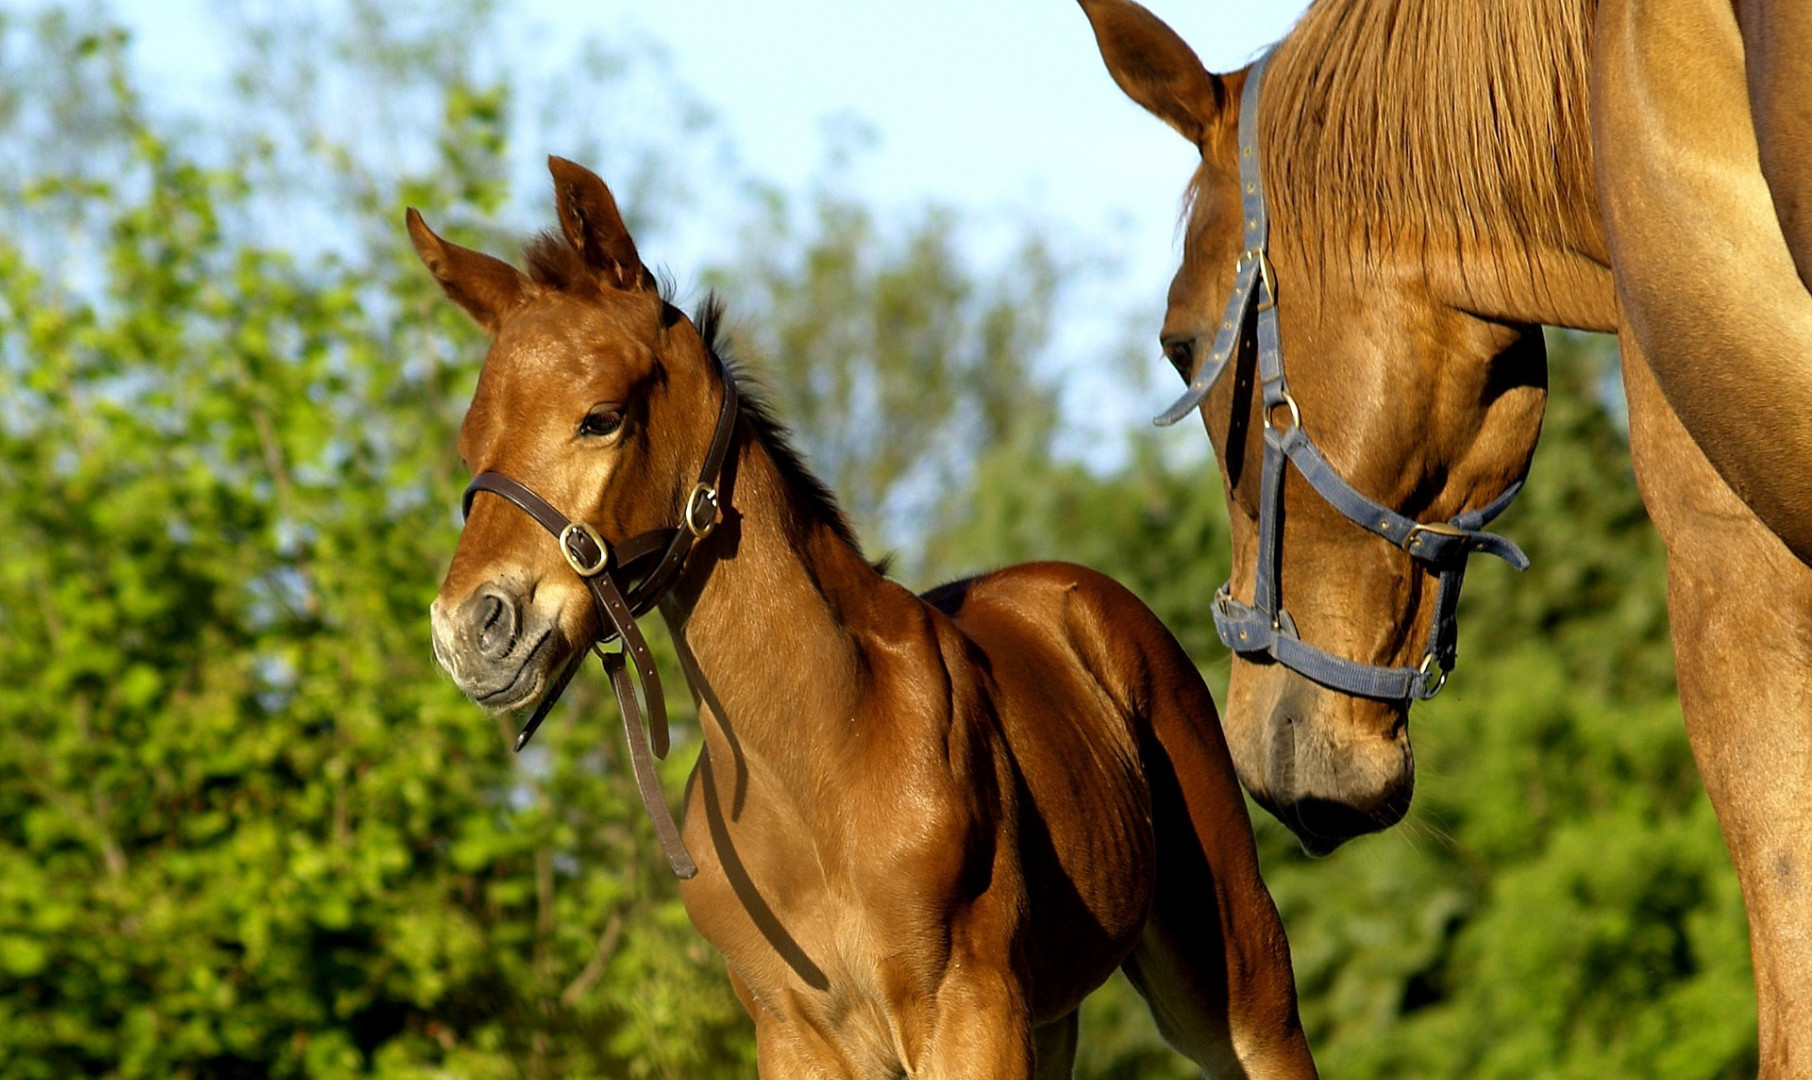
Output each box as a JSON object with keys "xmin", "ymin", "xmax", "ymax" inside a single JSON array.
[{"xmin": 106, "ymin": 0, "xmax": 1310, "ymax": 457}]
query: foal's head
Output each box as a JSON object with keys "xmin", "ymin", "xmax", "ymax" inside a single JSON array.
[
  {"xmin": 1083, "ymin": 0, "xmax": 1574, "ymax": 851},
  {"xmin": 417, "ymin": 158, "xmax": 725, "ymax": 713}
]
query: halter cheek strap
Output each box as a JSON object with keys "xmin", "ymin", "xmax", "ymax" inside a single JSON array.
[
  {"xmin": 458, "ymin": 353, "xmax": 740, "ymax": 878},
  {"xmin": 1156, "ymin": 50, "xmax": 1530, "ymax": 702}
]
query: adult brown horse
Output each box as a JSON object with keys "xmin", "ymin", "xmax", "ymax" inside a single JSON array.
[
  {"xmin": 414, "ymin": 157, "xmax": 1318, "ymax": 1078},
  {"xmin": 1080, "ymin": 0, "xmax": 1812, "ymax": 1073}
]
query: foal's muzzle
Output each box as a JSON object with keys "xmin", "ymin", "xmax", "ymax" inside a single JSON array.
[{"xmin": 431, "ymin": 579, "xmax": 564, "ymax": 711}]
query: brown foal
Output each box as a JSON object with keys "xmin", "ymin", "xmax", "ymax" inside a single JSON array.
[{"xmin": 416, "ymin": 158, "xmax": 1317, "ymax": 1079}]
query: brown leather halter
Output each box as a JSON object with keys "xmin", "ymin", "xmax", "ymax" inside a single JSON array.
[{"xmin": 460, "ymin": 352, "xmax": 740, "ymax": 879}]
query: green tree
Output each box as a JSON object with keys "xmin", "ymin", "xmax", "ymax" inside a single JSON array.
[{"xmin": 704, "ymin": 177, "xmax": 1064, "ymax": 563}]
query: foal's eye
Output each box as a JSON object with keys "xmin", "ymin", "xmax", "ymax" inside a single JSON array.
[
  {"xmin": 578, "ymin": 407, "xmax": 624, "ymax": 440},
  {"xmin": 1162, "ymin": 338, "xmax": 1195, "ymax": 377}
]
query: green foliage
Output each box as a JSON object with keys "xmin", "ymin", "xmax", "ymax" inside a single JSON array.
[
  {"xmin": 0, "ymin": 8, "xmax": 748, "ymax": 1078},
  {"xmin": 0, "ymin": 4, "xmax": 1757, "ymax": 1079}
]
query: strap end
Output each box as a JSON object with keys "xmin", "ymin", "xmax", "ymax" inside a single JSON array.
[
  {"xmin": 1154, "ymin": 384, "xmax": 1210, "ymax": 427},
  {"xmin": 512, "ymin": 693, "xmax": 559, "ymax": 753}
]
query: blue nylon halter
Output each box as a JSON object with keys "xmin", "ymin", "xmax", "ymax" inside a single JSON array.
[{"xmin": 1156, "ymin": 50, "xmax": 1530, "ymax": 702}]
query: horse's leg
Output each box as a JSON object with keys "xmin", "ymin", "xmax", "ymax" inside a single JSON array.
[
  {"xmin": 1623, "ymin": 332, "xmax": 1812, "ymax": 1079},
  {"xmin": 1122, "ymin": 652, "xmax": 1317, "ymax": 1080},
  {"xmin": 753, "ymin": 1028, "xmax": 854, "ymax": 1080},
  {"xmin": 1031, "ymin": 1010, "xmax": 1079, "ymax": 1080}
]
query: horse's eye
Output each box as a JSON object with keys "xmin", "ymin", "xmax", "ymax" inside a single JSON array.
[
  {"xmin": 1162, "ymin": 338, "xmax": 1194, "ymax": 377},
  {"xmin": 578, "ymin": 407, "xmax": 623, "ymax": 439}
]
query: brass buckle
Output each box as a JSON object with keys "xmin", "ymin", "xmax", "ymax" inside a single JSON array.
[
  {"xmin": 1404, "ymin": 520, "xmax": 1467, "ymax": 555},
  {"xmin": 684, "ymin": 482, "xmax": 720, "ymax": 539},
  {"xmin": 1240, "ymin": 248, "xmax": 1278, "ymax": 312},
  {"xmin": 558, "ymin": 522, "xmax": 610, "ymax": 577}
]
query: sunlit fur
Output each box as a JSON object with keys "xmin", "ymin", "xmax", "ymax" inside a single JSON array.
[{"xmin": 414, "ymin": 158, "xmax": 1319, "ymax": 1079}]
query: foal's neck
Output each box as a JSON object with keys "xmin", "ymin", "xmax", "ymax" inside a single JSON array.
[{"xmin": 663, "ymin": 428, "xmax": 884, "ymax": 786}]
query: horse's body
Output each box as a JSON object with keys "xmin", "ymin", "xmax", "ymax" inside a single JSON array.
[
  {"xmin": 415, "ymin": 158, "xmax": 1317, "ymax": 1078},
  {"xmin": 1081, "ymin": 0, "xmax": 1812, "ymax": 1072}
]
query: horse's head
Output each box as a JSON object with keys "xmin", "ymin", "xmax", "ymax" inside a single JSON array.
[
  {"xmin": 416, "ymin": 158, "xmax": 726, "ymax": 716},
  {"xmin": 1082, "ymin": 0, "xmax": 1550, "ymax": 852}
]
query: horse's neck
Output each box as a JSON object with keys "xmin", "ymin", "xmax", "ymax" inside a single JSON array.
[{"xmin": 665, "ymin": 437, "xmax": 877, "ymax": 791}]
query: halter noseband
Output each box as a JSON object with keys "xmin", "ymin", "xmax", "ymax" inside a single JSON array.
[
  {"xmin": 1155, "ymin": 51, "xmax": 1530, "ymax": 702},
  {"xmin": 459, "ymin": 353, "xmax": 740, "ymax": 878}
]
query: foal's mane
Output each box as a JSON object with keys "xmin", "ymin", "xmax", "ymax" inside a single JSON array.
[
  {"xmin": 691, "ymin": 294, "xmax": 868, "ymax": 559},
  {"xmin": 1246, "ymin": 0, "xmax": 1599, "ymax": 266}
]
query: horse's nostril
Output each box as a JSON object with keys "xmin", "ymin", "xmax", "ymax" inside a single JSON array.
[{"xmin": 475, "ymin": 591, "xmax": 516, "ymax": 658}]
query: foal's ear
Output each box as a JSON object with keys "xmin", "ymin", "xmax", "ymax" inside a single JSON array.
[
  {"xmin": 547, "ymin": 156, "xmax": 648, "ymax": 291},
  {"xmin": 1078, "ymin": 0, "xmax": 1228, "ymax": 147},
  {"xmin": 405, "ymin": 208, "xmax": 529, "ymax": 333}
]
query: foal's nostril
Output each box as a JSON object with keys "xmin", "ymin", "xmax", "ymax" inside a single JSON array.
[{"xmin": 473, "ymin": 590, "xmax": 517, "ymax": 659}]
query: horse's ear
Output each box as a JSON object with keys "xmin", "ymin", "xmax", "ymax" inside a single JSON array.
[
  {"xmin": 1078, "ymin": 0, "xmax": 1228, "ymax": 147},
  {"xmin": 547, "ymin": 156, "xmax": 648, "ymax": 291},
  {"xmin": 405, "ymin": 208, "xmax": 529, "ymax": 333}
]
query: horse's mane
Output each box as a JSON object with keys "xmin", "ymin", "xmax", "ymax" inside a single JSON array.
[{"xmin": 1247, "ymin": 0, "xmax": 1599, "ymax": 268}]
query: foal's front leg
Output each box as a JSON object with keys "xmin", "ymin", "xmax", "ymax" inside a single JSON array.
[
  {"xmin": 753, "ymin": 1024, "xmax": 860, "ymax": 1080},
  {"xmin": 912, "ymin": 959, "xmax": 1035, "ymax": 1080}
]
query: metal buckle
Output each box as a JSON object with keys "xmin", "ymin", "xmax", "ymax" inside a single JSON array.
[
  {"xmin": 1240, "ymin": 248, "xmax": 1278, "ymax": 312},
  {"xmin": 1404, "ymin": 520, "xmax": 1468, "ymax": 556},
  {"xmin": 683, "ymin": 482, "xmax": 720, "ymax": 539},
  {"xmin": 1417, "ymin": 652, "xmax": 1450, "ymax": 698},
  {"xmin": 558, "ymin": 522, "xmax": 610, "ymax": 577}
]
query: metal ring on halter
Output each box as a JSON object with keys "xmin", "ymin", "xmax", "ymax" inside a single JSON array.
[
  {"xmin": 559, "ymin": 522, "xmax": 610, "ymax": 577},
  {"xmin": 1417, "ymin": 652, "xmax": 1450, "ymax": 698},
  {"xmin": 1263, "ymin": 391, "xmax": 1302, "ymax": 432},
  {"xmin": 684, "ymin": 482, "xmax": 720, "ymax": 539}
]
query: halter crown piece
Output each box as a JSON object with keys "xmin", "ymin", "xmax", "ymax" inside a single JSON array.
[
  {"xmin": 1154, "ymin": 50, "xmax": 1530, "ymax": 702},
  {"xmin": 459, "ymin": 354, "xmax": 740, "ymax": 878}
]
